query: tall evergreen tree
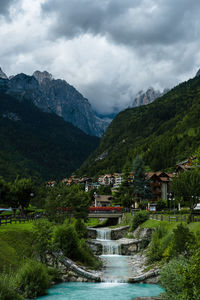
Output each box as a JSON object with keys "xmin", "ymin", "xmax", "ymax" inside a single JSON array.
[{"xmin": 132, "ymin": 156, "xmax": 152, "ymax": 201}]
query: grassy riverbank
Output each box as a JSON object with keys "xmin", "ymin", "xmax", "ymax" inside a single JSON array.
[
  {"xmin": 0, "ymin": 222, "xmax": 35, "ymax": 272},
  {"xmin": 0, "ymin": 219, "xmax": 101, "ymax": 299},
  {"xmin": 141, "ymin": 219, "xmax": 200, "ymax": 233}
]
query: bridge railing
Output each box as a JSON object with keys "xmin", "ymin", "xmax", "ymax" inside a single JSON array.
[{"xmin": 89, "ymin": 206, "xmax": 122, "ymax": 214}]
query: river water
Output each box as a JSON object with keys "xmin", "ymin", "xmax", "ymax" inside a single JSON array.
[{"xmin": 37, "ymin": 228, "xmax": 163, "ymax": 300}]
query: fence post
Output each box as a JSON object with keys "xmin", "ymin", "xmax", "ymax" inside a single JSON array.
[{"xmin": 161, "ymin": 215, "xmax": 163, "ymax": 221}]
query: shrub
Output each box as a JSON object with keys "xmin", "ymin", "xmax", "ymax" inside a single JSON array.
[
  {"xmin": 148, "ymin": 224, "xmax": 171, "ymax": 263},
  {"xmin": 0, "ymin": 274, "xmax": 24, "ymax": 300},
  {"xmin": 156, "ymin": 199, "xmax": 167, "ymax": 211},
  {"xmin": 16, "ymin": 260, "xmax": 50, "ymax": 298},
  {"xmin": 183, "ymin": 249, "xmax": 200, "ymax": 300},
  {"xmin": 130, "ymin": 210, "xmax": 149, "ymax": 231},
  {"xmin": 161, "ymin": 250, "xmax": 200, "ymax": 300},
  {"xmin": 33, "ymin": 219, "xmax": 53, "ymax": 263},
  {"xmin": 138, "ymin": 201, "xmax": 147, "ymax": 210},
  {"xmin": 169, "ymin": 223, "xmax": 195, "ymax": 258},
  {"xmin": 53, "ymin": 224, "xmax": 79, "ymax": 259},
  {"xmin": 74, "ymin": 219, "xmax": 88, "ymax": 239},
  {"xmin": 53, "ymin": 223, "xmax": 101, "ymax": 269},
  {"xmin": 47, "ymin": 267, "xmax": 62, "ymax": 283},
  {"xmin": 160, "ymin": 256, "xmax": 188, "ymax": 300}
]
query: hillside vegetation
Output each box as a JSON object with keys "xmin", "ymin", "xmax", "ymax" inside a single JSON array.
[
  {"xmin": 79, "ymin": 76, "xmax": 200, "ymax": 175},
  {"xmin": 0, "ymin": 92, "xmax": 99, "ymax": 181}
]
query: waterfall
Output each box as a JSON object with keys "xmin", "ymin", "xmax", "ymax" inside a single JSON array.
[
  {"xmin": 102, "ymin": 241, "xmax": 121, "ymax": 255},
  {"xmin": 96, "ymin": 228, "xmax": 121, "ymax": 255},
  {"xmin": 96, "ymin": 228, "xmax": 111, "ymax": 241}
]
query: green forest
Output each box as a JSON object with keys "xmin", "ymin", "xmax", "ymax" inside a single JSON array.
[
  {"xmin": 0, "ymin": 92, "xmax": 99, "ymax": 182},
  {"xmin": 78, "ymin": 76, "xmax": 200, "ymax": 176}
]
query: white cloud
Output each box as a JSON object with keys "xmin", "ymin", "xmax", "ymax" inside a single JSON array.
[{"xmin": 0, "ymin": 0, "xmax": 200, "ymax": 114}]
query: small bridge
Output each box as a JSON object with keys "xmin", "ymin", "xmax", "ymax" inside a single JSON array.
[
  {"xmin": 88, "ymin": 207, "xmax": 123, "ymax": 220},
  {"xmin": 88, "ymin": 212, "xmax": 122, "ymax": 219}
]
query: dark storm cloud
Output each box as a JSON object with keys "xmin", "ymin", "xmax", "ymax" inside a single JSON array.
[
  {"xmin": 1, "ymin": 0, "xmax": 200, "ymax": 115},
  {"xmin": 42, "ymin": 0, "xmax": 200, "ymax": 47},
  {"xmin": 0, "ymin": 0, "xmax": 16, "ymax": 16}
]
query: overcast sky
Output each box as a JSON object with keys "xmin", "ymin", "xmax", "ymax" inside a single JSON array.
[{"xmin": 0, "ymin": 0, "xmax": 200, "ymax": 114}]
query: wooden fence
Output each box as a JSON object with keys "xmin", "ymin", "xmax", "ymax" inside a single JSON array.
[
  {"xmin": 150, "ymin": 214, "xmax": 200, "ymax": 222},
  {"xmin": 0, "ymin": 214, "xmax": 43, "ymax": 226}
]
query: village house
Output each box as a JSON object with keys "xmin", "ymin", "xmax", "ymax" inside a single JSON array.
[
  {"xmin": 85, "ymin": 182, "xmax": 100, "ymax": 192},
  {"xmin": 93, "ymin": 193, "xmax": 113, "ymax": 207},
  {"xmin": 147, "ymin": 172, "xmax": 174, "ymax": 201},
  {"xmin": 176, "ymin": 156, "xmax": 196, "ymax": 173}
]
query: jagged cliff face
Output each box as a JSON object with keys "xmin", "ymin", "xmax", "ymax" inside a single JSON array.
[
  {"xmin": 0, "ymin": 68, "xmax": 107, "ymax": 137},
  {"xmin": 128, "ymin": 87, "xmax": 168, "ymax": 108},
  {"xmin": 0, "ymin": 68, "xmax": 8, "ymax": 79},
  {"xmin": 196, "ymin": 69, "xmax": 200, "ymax": 77},
  {"xmin": 33, "ymin": 72, "xmax": 106, "ymax": 136}
]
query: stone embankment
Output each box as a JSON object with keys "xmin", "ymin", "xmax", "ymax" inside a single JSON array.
[
  {"xmin": 88, "ymin": 238, "xmax": 143, "ymax": 255},
  {"xmin": 49, "ymin": 251, "xmax": 101, "ymax": 282},
  {"xmin": 87, "ymin": 225, "xmax": 130, "ymax": 240},
  {"xmin": 128, "ymin": 269, "xmax": 160, "ymax": 284}
]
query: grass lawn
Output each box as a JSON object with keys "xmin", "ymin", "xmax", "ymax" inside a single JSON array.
[
  {"xmin": 0, "ymin": 222, "xmax": 35, "ymax": 273},
  {"xmin": 141, "ymin": 219, "xmax": 200, "ymax": 233}
]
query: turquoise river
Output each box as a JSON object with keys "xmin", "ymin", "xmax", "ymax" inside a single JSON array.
[{"xmin": 37, "ymin": 228, "xmax": 164, "ymax": 300}]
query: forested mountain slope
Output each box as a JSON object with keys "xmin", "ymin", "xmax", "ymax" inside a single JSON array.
[
  {"xmin": 0, "ymin": 92, "xmax": 99, "ymax": 181},
  {"xmin": 78, "ymin": 76, "xmax": 200, "ymax": 176}
]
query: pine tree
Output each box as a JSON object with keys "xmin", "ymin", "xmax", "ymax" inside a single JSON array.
[{"xmin": 132, "ymin": 156, "xmax": 152, "ymax": 201}]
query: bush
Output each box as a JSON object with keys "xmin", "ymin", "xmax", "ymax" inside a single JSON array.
[
  {"xmin": 0, "ymin": 274, "xmax": 24, "ymax": 300},
  {"xmin": 148, "ymin": 224, "xmax": 171, "ymax": 263},
  {"xmin": 74, "ymin": 219, "xmax": 88, "ymax": 239},
  {"xmin": 183, "ymin": 249, "xmax": 200, "ymax": 300},
  {"xmin": 16, "ymin": 260, "xmax": 50, "ymax": 298},
  {"xmin": 53, "ymin": 224, "xmax": 79, "ymax": 259},
  {"xmin": 156, "ymin": 199, "xmax": 167, "ymax": 211},
  {"xmin": 47, "ymin": 267, "xmax": 62, "ymax": 283},
  {"xmin": 130, "ymin": 210, "xmax": 149, "ymax": 231},
  {"xmin": 160, "ymin": 256, "xmax": 188, "ymax": 300},
  {"xmin": 138, "ymin": 201, "xmax": 147, "ymax": 210},
  {"xmin": 53, "ymin": 222, "xmax": 101, "ymax": 269},
  {"xmin": 169, "ymin": 223, "xmax": 195, "ymax": 258},
  {"xmin": 161, "ymin": 250, "xmax": 200, "ymax": 300},
  {"xmin": 33, "ymin": 219, "xmax": 53, "ymax": 263}
]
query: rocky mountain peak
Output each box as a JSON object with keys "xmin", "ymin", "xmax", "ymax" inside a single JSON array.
[
  {"xmin": 196, "ymin": 69, "xmax": 200, "ymax": 77},
  {"xmin": 128, "ymin": 87, "xmax": 168, "ymax": 108},
  {"xmin": 33, "ymin": 70, "xmax": 53, "ymax": 84},
  {"xmin": 0, "ymin": 67, "xmax": 8, "ymax": 79}
]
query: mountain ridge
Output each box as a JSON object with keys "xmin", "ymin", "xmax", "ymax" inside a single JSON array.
[
  {"xmin": 78, "ymin": 75, "xmax": 200, "ymax": 176},
  {"xmin": 0, "ymin": 90, "xmax": 99, "ymax": 181},
  {"xmin": 0, "ymin": 68, "xmax": 108, "ymax": 137}
]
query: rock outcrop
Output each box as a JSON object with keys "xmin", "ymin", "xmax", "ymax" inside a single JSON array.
[
  {"xmin": 0, "ymin": 69, "xmax": 108, "ymax": 136},
  {"xmin": 128, "ymin": 87, "xmax": 169, "ymax": 108},
  {"xmin": 0, "ymin": 67, "xmax": 8, "ymax": 79},
  {"xmin": 196, "ymin": 69, "xmax": 200, "ymax": 77}
]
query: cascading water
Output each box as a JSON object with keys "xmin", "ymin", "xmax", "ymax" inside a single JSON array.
[
  {"xmin": 96, "ymin": 228, "xmax": 121, "ymax": 255},
  {"xmin": 96, "ymin": 228, "xmax": 111, "ymax": 240},
  {"xmin": 36, "ymin": 226, "xmax": 164, "ymax": 299},
  {"xmin": 96, "ymin": 228, "xmax": 132, "ymax": 282}
]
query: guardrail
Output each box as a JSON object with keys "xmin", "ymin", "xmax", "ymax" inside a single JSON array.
[{"xmin": 150, "ymin": 214, "xmax": 200, "ymax": 222}]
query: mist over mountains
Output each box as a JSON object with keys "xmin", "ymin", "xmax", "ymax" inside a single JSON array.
[{"xmin": 0, "ymin": 67, "xmax": 172, "ymax": 138}]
